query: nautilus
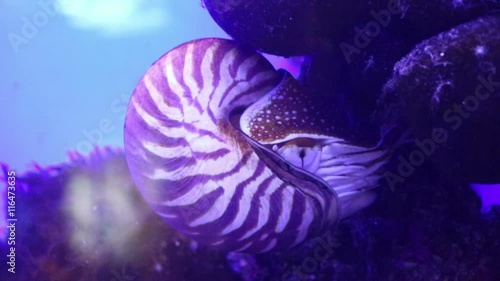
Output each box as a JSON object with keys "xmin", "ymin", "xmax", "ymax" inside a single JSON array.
[{"xmin": 124, "ymin": 38, "xmax": 388, "ymax": 253}]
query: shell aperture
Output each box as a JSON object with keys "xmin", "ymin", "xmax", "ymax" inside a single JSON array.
[{"xmin": 124, "ymin": 38, "xmax": 387, "ymax": 253}]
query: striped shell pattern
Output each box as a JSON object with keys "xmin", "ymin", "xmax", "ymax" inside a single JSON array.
[{"xmin": 124, "ymin": 38, "xmax": 388, "ymax": 253}]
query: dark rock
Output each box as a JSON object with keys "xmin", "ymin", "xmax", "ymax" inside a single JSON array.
[
  {"xmin": 340, "ymin": 29, "xmax": 416, "ymax": 140},
  {"xmin": 377, "ymin": 14, "xmax": 500, "ymax": 182},
  {"xmin": 298, "ymin": 28, "xmax": 415, "ymax": 147},
  {"xmin": 396, "ymin": 0, "xmax": 500, "ymax": 39},
  {"xmin": 202, "ymin": 0, "xmax": 408, "ymax": 56}
]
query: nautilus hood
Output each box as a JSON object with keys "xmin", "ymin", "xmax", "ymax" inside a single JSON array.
[{"xmin": 240, "ymin": 70, "xmax": 338, "ymax": 144}]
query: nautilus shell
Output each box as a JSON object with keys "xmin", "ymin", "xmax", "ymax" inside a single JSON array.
[{"xmin": 124, "ymin": 38, "xmax": 388, "ymax": 253}]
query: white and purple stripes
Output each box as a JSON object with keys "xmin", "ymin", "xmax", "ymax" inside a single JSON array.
[{"xmin": 124, "ymin": 38, "xmax": 340, "ymax": 253}]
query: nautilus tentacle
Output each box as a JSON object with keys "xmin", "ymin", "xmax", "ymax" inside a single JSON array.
[{"xmin": 124, "ymin": 38, "xmax": 388, "ymax": 253}]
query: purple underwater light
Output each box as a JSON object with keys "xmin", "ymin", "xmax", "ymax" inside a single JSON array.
[{"xmin": 471, "ymin": 183, "xmax": 500, "ymax": 213}]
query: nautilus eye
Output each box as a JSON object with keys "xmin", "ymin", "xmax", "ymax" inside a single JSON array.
[
  {"xmin": 124, "ymin": 38, "xmax": 389, "ymax": 253},
  {"xmin": 275, "ymin": 141, "xmax": 322, "ymax": 174}
]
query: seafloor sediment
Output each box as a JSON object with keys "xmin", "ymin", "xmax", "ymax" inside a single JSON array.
[{"xmin": 1, "ymin": 148, "xmax": 499, "ymax": 281}]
